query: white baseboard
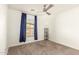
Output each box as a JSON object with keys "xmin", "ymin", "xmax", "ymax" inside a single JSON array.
[
  {"xmin": 8, "ymin": 39, "xmax": 44, "ymax": 48},
  {"xmin": 49, "ymin": 40, "xmax": 79, "ymax": 50}
]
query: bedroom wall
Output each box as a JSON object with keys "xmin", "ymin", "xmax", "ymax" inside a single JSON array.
[
  {"xmin": 50, "ymin": 7, "xmax": 79, "ymax": 50},
  {"xmin": 7, "ymin": 8, "xmax": 50, "ymax": 47},
  {"xmin": 0, "ymin": 5, "xmax": 8, "ymax": 55}
]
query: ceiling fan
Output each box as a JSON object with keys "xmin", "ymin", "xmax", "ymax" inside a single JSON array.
[{"xmin": 43, "ymin": 4, "xmax": 54, "ymax": 15}]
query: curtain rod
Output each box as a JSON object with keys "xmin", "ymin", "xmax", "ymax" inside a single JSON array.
[{"xmin": 9, "ymin": 8, "xmax": 36, "ymax": 16}]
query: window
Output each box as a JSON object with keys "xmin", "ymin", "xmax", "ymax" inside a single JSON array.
[{"xmin": 26, "ymin": 15, "xmax": 34, "ymax": 37}]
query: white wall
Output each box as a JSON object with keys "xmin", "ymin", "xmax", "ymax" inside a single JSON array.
[
  {"xmin": 0, "ymin": 5, "xmax": 7, "ymax": 55},
  {"xmin": 38, "ymin": 15, "xmax": 52, "ymax": 40},
  {"xmin": 7, "ymin": 8, "xmax": 50, "ymax": 47},
  {"xmin": 50, "ymin": 7, "xmax": 79, "ymax": 50}
]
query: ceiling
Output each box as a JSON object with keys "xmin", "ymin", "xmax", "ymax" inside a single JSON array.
[{"xmin": 8, "ymin": 4, "xmax": 79, "ymax": 15}]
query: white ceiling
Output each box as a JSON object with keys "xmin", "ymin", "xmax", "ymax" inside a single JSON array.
[
  {"xmin": 8, "ymin": 4, "xmax": 79, "ymax": 15},
  {"xmin": 8, "ymin": 4, "xmax": 44, "ymax": 15}
]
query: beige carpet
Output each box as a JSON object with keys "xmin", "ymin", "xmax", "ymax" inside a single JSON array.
[{"xmin": 8, "ymin": 40, "xmax": 79, "ymax": 55}]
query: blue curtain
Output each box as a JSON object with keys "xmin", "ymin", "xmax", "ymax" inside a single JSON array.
[
  {"xmin": 34, "ymin": 16, "xmax": 38, "ymax": 40},
  {"xmin": 19, "ymin": 13, "xmax": 26, "ymax": 42}
]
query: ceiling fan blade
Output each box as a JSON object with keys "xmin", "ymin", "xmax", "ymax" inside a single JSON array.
[
  {"xmin": 46, "ymin": 12, "xmax": 51, "ymax": 15},
  {"xmin": 43, "ymin": 4, "xmax": 47, "ymax": 12},
  {"xmin": 45, "ymin": 4, "xmax": 53, "ymax": 11},
  {"xmin": 44, "ymin": 4, "xmax": 47, "ymax": 7}
]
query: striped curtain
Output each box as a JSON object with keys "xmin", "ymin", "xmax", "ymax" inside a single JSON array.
[{"xmin": 19, "ymin": 13, "xmax": 27, "ymax": 42}]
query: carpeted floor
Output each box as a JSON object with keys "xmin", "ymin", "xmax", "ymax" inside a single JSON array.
[{"xmin": 8, "ymin": 40, "xmax": 79, "ymax": 55}]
